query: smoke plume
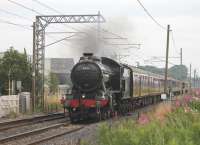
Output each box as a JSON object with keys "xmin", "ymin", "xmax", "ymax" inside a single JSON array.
[{"xmin": 70, "ymin": 16, "xmax": 135, "ymax": 62}]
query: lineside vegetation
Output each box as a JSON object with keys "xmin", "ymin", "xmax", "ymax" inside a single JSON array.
[{"xmin": 94, "ymin": 91, "xmax": 200, "ymax": 145}]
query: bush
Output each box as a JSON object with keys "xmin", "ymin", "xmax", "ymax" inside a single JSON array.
[
  {"xmin": 189, "ymin": 101, "xmax": 200, "ymax": 112},
  {"xmin": 96, "ymin": 108, "xmax": 200, "ymax": 145},
  {"xmin": 7, "ymin": 110, "xmax": 18, "ymax": 118}
]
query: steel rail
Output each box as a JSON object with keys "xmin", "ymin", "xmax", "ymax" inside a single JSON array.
[
  {"xmin": 0, "ymin": 122, "xmax": 69, "ymax": 143},
  {"xmin": 0, "ymin": 113, "xmax": 64, "ymax": 131},
  {"xmin": 27, "ymin": 126, "xmax": 84, "ymax": 145}
]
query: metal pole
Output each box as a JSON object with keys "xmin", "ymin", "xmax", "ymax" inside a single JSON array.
[
  {"xmin": 189, "ymin": 64, "xmax": 192, "ymax": 91},
  {"xmin": 180, "ymin": 48, "xmax": 182, "ymax": 65},
  {"xmin": 164, "ymin": 25, "xmax": 170, "ymax": 94},
  {"xmin": 11, "ymin": 80, "xmax": 14, "ymax": 95},
  {"xmin": 8, "ymin": 68, "xmax": 11, "ymax": 96},
  {"xmin": 32, "ymin": 22, "xmax": 36, "ymax": 112},
  {"xmin": 8, "ymin": 74, "xmax": 10, "ymax": 96},
  {"xmin": 194, "ymin": 69, "xmax": 196, "ymax": 88}
]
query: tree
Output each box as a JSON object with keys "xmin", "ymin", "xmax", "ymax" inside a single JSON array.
[
  {"xmin": 139, "ymin": 64, "xmax": 188, "ymax": 81},
  {"xmin": 169, "ymin": 65, "xmax": 188, "ymax": 81},
  {"xmin": 0, "ymin": 47, "xmax": 32, "ymax": 94},
  {"xmin": 47, "ymin": 72, "xmax": 59, "ymax": 95}
]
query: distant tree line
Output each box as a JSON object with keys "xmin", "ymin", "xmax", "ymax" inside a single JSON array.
[
  {"xmin": 0, "ymin": 47, "xmax": 32, "ymax": 95},
  {"xmin": 139, "ymin": 65, "xmax": 188, "ymax": 81}
]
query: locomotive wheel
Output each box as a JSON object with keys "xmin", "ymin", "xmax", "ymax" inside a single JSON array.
[{"xmin": 70, "ymin": 117, "xmax": 76, "ymax": 123}]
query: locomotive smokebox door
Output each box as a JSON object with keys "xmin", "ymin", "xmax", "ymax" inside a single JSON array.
[{"xmin": 71, "ymin": 61, "xmax": 102, "ymax": 92}]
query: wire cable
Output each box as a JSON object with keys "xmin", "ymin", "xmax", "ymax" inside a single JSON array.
[
  {"xmin": 136, "ymin": 0, "xmax": 166, "ymax": 30},
  {"xmin": 45, "ymin": 34, "xmax": 77, "ymax": 47},
  {"xmin": 32, "ymin": 0, "xmax": 115, "ymax": 47},
  {"xmin": 32, "ymin": 0, "xmax": 131, "ymax": 43},
  {"xmin": 32, "ymin": 0, "xmax": 116, "ymax": 48},
  {"xmin": 32, "ymin": 0, "xmax": 61, "ymax": 14},
  {"xmin": 0, "ymin": 18, "xmax": 32, "ymax": 30},
  {"xmin": 0, "ymin": 8, "xmax": 32, "ymax": 21},
  {"xmin": 7, "ymin": 0, "xmax": 42, "ymax": 15},
  {"xmin": 171, "ymin": 30, "xmax": 180, "ymax": 55},
  {"xmin": 32, "ymin": 0, "xmax": 83, "ymax": 32},
  {"xmin": 6, "ymin": 0, "xmax": 78, "ymax": 48}
]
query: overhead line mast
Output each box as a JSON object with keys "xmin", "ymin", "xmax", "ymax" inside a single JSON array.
[
  {"xmin": 164, "ymin": 25, "xmax": 170, "ymax": 94},
  {"xmin": 32, "ymin": 13, "xmax": 105, "ymax": 111}
]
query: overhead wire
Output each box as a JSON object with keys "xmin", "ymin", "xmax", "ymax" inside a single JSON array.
[
  {"xmin": 148, "ymin": 56, "xmax": 177, "ymax": 66},
  {"xmin": 0, "ymin": 8, "xmax": 32, "ymax": 21},
  {"xmin": 45, "ymin": 34, "xmax": 77, "ymax": 47},
  {"xmin": 32, "ymin": 0, "xmax": 84, "ymax": 33},
  {"xmin": 136, "ymin": 0, "xmax": 166, "ymax": 30},
  {"xmin": 8, "ymin": 0, "xmax": 42, "ymax": 15},
  {"xmin": 31, "ymin": 0, "xmax": 112, "ymax": 48},
  {"xmin": 32, "ymin": 0, "xmax": 61, "ymax": 14},
  {"xmin": 7, "ymin": 0, "xmax": 77, "ymax": 48},
  {"xmin": 135, "ymin": 0, "xmax": 181, "ymax": 66},
  {"xmin": 6, "ymin": 0, "xmax": 141, "ymax": 62},
  {"xmin": 32, "ymin": 0, "xmax": 117, "ymax": 49},
  {"xmin": 0, "ymin": 18, "xmax": 32, "ymax": 30},
  {"xmin": 7, "ymin": 0, "xmax": 74, "ymax": 32},
  {"xmin": 32, "ymin": 0, "xmax": 133, "ymax": 45},
  {"xmin": 171, "ymin": 30, "xmax": 180, "ymax": 55}
]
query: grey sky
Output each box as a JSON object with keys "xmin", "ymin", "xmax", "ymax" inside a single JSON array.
[{"xmin": 0, "ymin": 0, "xmax": 199, "ymax": 73}]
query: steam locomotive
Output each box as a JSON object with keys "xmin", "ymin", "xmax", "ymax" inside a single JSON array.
[{"xmin": 63, "ymin": 53, "xmax": 188, "ymax": 122}]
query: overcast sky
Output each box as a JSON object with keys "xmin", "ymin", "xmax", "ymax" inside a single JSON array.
[{"xmin": 0, "ymin": 0, "xmax": 199, "ymax": 73}]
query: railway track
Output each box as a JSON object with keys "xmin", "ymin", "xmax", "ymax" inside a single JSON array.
[
  {"xmin": 0, "ymin": 112, "xmax": 85, "ymax": 145},
  {"xmin": 27, "ymin": 126, "xmax": 84, "ymax": 145},
  {"xmin": 0, "ymin": 113, "xmax": 65, "ymax": 131},
  {"xmin": 0, "ymin": 122, "xmax": 84, "ymax": 145},
  {"xmin": 0, "ymin": 102, "xmax": 168, "ymax": 145},
  {"xmin": 0, "ymin": 123, "xmax": 67, "ymax": 143}
]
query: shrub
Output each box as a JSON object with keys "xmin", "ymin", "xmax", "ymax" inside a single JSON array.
[
  {"xmin": 96, "ymin": 108, "xmax": 200, "ymax": 145},
  {"xmin": 189, "ymin": 101, "xmax": 200, "ymax": 112},
  {"xmin": 7, "ymin": 110, "xmax": 18, "ymax": 118}
]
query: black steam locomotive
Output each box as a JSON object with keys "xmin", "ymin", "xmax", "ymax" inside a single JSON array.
[{"xmin": 63, "ymin": 53, "xmax": 188, "ymax": 122}]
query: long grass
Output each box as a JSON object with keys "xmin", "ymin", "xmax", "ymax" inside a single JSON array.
[
  {"xmin": 45, "ymin": 95, "xmax": 63, "ymax": 112},
  {"xmin": 93, "ymin": 95, "xmax": 200, "ymax": 145},
  {"xmin": 96, "ymin": 107, "xmax": 200, "ymax": 145}
]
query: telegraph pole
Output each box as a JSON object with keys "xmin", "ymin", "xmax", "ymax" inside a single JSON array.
[
  {"xmin": 32, "ymin": 22, "xmax": 36, "ymax": 112},
  {"xmin": 194, "ymin": 69, "xmax": 196, "ymax": 88},
  {"xmin": 180, "ymin": 48, "xmax": 183, "ymax": 65},
  {"xmin": 164, "ymin": 25, "xmax": 170, "ymax": 94}
]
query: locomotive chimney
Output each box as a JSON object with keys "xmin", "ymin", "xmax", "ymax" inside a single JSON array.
[{"xmin": 83, "ymin": 53, "xmax": 93, "ymax": 57}]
